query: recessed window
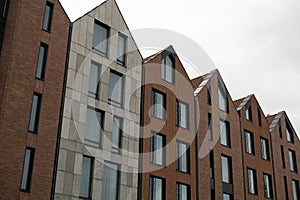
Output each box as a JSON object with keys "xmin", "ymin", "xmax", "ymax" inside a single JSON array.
[
  {"xmin": 35, "ymin": 43, "xmax": 48, "ymax": 80},
  {"xmin": 108, "ymin": 70, "xmax": 124, "ymax": 107},
  {"xmin": 117, "ymin": 34, "xmax": 126, "ymax": 66},
  {"xmin": 85, "ymin": 107, "xmax": 103, "ymax": 148},
  {"xmin": 286, "ymin": 122, "xmax": 294, "ymax": 143},
  {"xmin": 257, "ymin": 108, "xmax": 262, "ymax": 127},
  {"xmin": 161, "ymin": 54, "xmax": 175, "ymax": 84},
  {"xmin": 42, "ymin": 2, "xmax": 53, "ymax": 32},
  {"xmin": 150, "ymin": 132, "xmax": 166, "ymax": 166},
  {"xmin": 208, "ymin": 113, "xmax": 213, "ymax": 141},
  {"xmin": 281, "ymin": 145, "xmax": 286, "ymax": 169},
  {"xmin": 221, "ymin": 155, "xmax": 232, "ymax": 184},
  {"xmin": 150, "ymin": 176, "xmax": 165, "ymax": 200},
  {"xmin": 79, "ymin": 156, "xmax": 93, "ymax": 199},
  {"xmin": 0, "ymin": 0, "xmax": 9, "ymax": 18},
  {"xmin": 223, "ymin": 193, "xmax": 232, "ymax": 200},
  {"xmin": 93, "ymin": 21, "xmax": 109, "ymax": 56},
  {"xmin": 20, "ymin": 148, "xmax": 35, "ymax": 192},
  {"xmin": 220, "ymin": 120, "xmax": 230, "ymax": 147},
  {"xmin": 289, "ymin": 149, "xmax": 298, "ymax": 172},
  {"xmin": 101, "ymin": 162, "xmax": 119, "ymax": 200},
  {"xmin": 246, "ymin": 105, "xmax": 252, "ymax": 121},
  {"xmin": 111, "ymin": 116, "xmax": 122, "ymax": 153},
  {"xmin": 28, "ymin": 93, "xmax": 42, "ymax": 133},
  {"xmin": 207, "ymin": 84, "xmax": 212, "ymax": 105},
  {"xmin": 176, "ymin": 182, "xmax": 190, "ymax": 200},
  {"xmin": 88, "ymin": 61, "xmax": 100, "ymax": 99},
  {"xmin": 284, "ymin": 176, "xmax": 289, "ymax": 200},
  {"xmin": 176, "ymin": 99, "xmax": 189, "ymax": 129},
  {"xmin": 263, "ymin": 173, "xmax": 273, "ymax": 199},
  {"xmin": 218, "ymin": 82, "xmax": 228, "ymax": 112},
  {"xmin": 247, "ymin": 168, "xmax": 257, "ymax": 195},
  {"xmin": 260, "ymin": 137, "xmax": 270, "ymax": 160},
  {"xmin": 176, "ymin": 141, "xmax": 190, "ymax": 173},
  {"xmin": 245, "ymin": 130, "xmax": 254, "ymax": 155},
  {"xmin": 292, "ymin": 179, "xmax": 299, "ymax": 200},
  {"xmin": 151, "ymin": 89, "xmax": 166, "ymax": 120}
]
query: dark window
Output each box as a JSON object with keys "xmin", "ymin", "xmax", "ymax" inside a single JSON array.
[
  {"xmin": 208, "ymin": 113, "xmax": 213, "ymax": 141},
  {"xmin": 42, "ymin": 2, "xmax": 53, "ymax": 32},
  {"xmin": 93, "ymin": 21, "xmax": 109, "ymax": 56},
  {"xmin": 20, "ymin": 148, "xmax": 34, "ymax": 191},
  {"xmin": 207, "ymin": 84, "xmax": 212, "ymax": 105},
  {"xmin": 246, "ymin": 105, "xmax": 252, "ymax": 121},
  {"xmin": 28, "ymin": 93, "xmax": 42, "ymax": 133},
  {"xmin": 286, "ymin": 122, "xmax": 294, "ymax": 143},
  {"xmin": 281, "ymin": 145, "xmax": 286, "ymax": 169},
  {"xmin": 0, "ymin": 0, "xmax": 9, "ymax": 18},
  {"xmin": 279, "ymin": 125, "xmax": 283, "ymax": 138},
  {"xmin": 176, "ymin": 99, "xmax": 189, "ymax": 129},
  {"xmin": 260, "ymin": 137, "xmax": 270, "ymax": 160},
  {"xmin": 111, "ymin": 116, "xmax": 122, "ymax": 153},
  {"xmin": 150, "ymin": 132, "xmax": 166, "ymax": 166},
  {"xmin": 245, "ymin": 130, "xmax": 254, "ymax": 154},
  {"xmin": 263, "ymin": 173, "xmax": 273, "ymax": 199},
  {"xmin": 176, "ymin": 141, "xmax": 190, "ymax": 173},
  {"xmin": 247, "ymin": 168, "xmax": 257, "ymax": 194},
  {"xmin": 150, "ymin": 176, "xmax": 165, "ymax": 200},
  {"xmin": 88, "ymin": 61, "xmax": 100, "ymax": 99},
  {"xmin": 176, "ymin": 182, "xmax": 190, "ymax": 200},
  {"xmin": 292, "ymin": 179, "xmax": 299, "ymax": 200},
  {"xmin": 85, "ymin": 107, "xmax": 103, "ymax": 148},
  {"xmin": 210, "ymin": 150, "xmax": 214, "ymax": 179},
  {"xmin": 289, "ymin": 149, "xmax": 297, "ymax": 172},
  {"xmin": 101, "ymin": 162, "xmax": 119, "ymax": 200},
  {"xmin": 221, "ymin": 155, "xmax": 232, "ymax": 183},
  {"xmin": 220, "ymin": 120, "xmax": 230, "ymax": 147},
  {"xmin": 257, "ymin": 108, "xmax": 262, "ymax": 126},
  {"xmin": 218, "ymin": 82, "xmax": 228, "ymax": 112},
  {"xmin": 161, "ymin": 54, "xmax": 175, "ymax": 84},
  {"xmin": 117, "ymin": 34, "xmax": 126, "ymax": 66},
  {"xmin": 223, "ymin": 193, "xmax": 232, "ymax": 200},
  {"xmin": 35, "ymin": 43, "xmax": 48, "ymax": 80},
  {"xmin": 80, "ymin": 156, "xmax": 93, "ymax": 199},
  {"xmin": 284, "ymin": 176, "xmax": 289, "ymax": 200},
  {"xmin": 151, "ymin": 89, "xmax": 166, "ymax": 120},
  {"xmin": 108, "ymin": 70, "xmax": 124, "ymax": 107}
]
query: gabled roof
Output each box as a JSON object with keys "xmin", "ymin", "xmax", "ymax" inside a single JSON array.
[
  {"xmin": 268, "ymin": 111, "xmax": 284, "ymax": 133},
  {"xmin": 193, "ymin": 69, "xmax": 216, "ymax": 97},
  {"xmin": 234, "ymin": 94, "xmax": 253, "ymax": 111}
]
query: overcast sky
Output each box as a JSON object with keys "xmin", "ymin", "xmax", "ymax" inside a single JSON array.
[{"xmin": 60, "ymin": 0, "xmax": 300, "ymax": 135}]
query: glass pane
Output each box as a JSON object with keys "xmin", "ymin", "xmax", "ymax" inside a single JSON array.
[
  {"xmin": 85, "ymin": 108, "xmax": 101, "ymax": 147},
  {"xmin": 223, "ymin": 193, "xmax": 231, "ymax": 200},
  {"xmin": 179, "ymin": 102, "xmax": 188, "ymax": 128},
  {"xmin": 42, "ymin": 3, "xmax": 52, "ymax": 31},
  {"xmin": 152, "ymin": 91, "xmax": 164, "ymax": 119},
  {"xmin": 80, "ymin": 156, "xmax": 92, "ymax": 198},
  {"xmin": 21, "ymin": 149, "xmax": 32, "ymax": 190},
  {"xmin": 177, "ymin": 142, "xmax": 188, "ymax": 172},
  {"xmin": 218, "ymin": 87, "xmax": 227, "ymax": 111},
  {"xmin": 109, "ymin": 72, "xmax": 123, "ymax": 106},
  {"xmin": 36, "ymin": 44, "xmax": 47, "ymax": 79},
  {"xmin": 154, "ymin": 135, "xmax": 163, "ymax": 165},
  {"xmin": 263, "ymin": 174, "xmax": 271, "ymax": 198},
  {"xmin": 292, "ymin": 180, "xmax": 299, "ymax": 200},
  {"xmin": 93, "ymin": 23, "xmax": 108, "ymax": 55},
  {"xmin": 220, "ymin": 120, "xmax": 228, "ymax": 146},
  {"xmin": 112, "ymin": 117, "xmax": 121, "ymax": 150},
  {"xmin": 102, "ymin": 162, "xmax": 118, "ymax": 200},
  {"xmin": 29, "ymin": 94, "xmax": 41, "ymax": 132},
  {"xmin": 89, "ymin": 62, "xmax": 100, "ymax": 98},
  {"xmin": 222, "ymin": 156, "xmax": 230, "ymax": 183},
  {"xmin": 117, "ymin": 35, "xmax": 126, "ymax": 64},
  {"xmin": 248, "ymin": 169, "xmax": 255, "ymax": 194}
]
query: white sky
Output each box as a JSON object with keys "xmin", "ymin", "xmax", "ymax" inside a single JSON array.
[{"xmin": 59, "ymin": 0, "xmax": 300, "ymax": 135}]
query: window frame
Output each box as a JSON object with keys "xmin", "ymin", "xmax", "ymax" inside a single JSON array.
[
  {"xmin": 257, "ymin": 108, "xmax": 262, "ymax": 127},
  {"xmin": 220, "ymin": 119, "xmax": 231, "ymax": 147},
  {"xmin": 28, "ymin": 93, "xmax": 42, "ymax": 133},
  {"xmin": 35, "ymin": 42, "xmax": 48, "ymax": 80},
  {"xmin": 245, "ymin": 130, "xmax": 255, "ymax": 155},
  {"xmin": 20, "ymin": 147, "xmax": 35, "ymax": 192},
  {"xmin": 117, "ymin": 33, "xmax": 127, "ymax": 66},
  {"xmin": 221, "ymin": 154, "xmax": 232, "ymax": 184},
  {"xmin": 176, "ymin": 140, "xmax": 190, "ymax": 173},
  {"xmin": 149, "ymin": 176, "xmax": 166, "ymax": 200},
  {"xmin": 208, "ymin": 113, "xmax": 213, "ymax": 141},
  {"xmin": 101, "ymin": 162, "xmax": 119, "ymax": 200},
  {"xmin": 176, "ymin": 99, "xmax": 189, "ymax": 129},
  {"xmin": 176, "ymin": 182, "xmax": 191, "ymax": 200},
  {"xmin": 111, "ymin": 116, "xmax": 123, "ymax": 153},
  {"xmin": 151, "ymin": 89, "xmax": 166, "ymax": 120},
  {"xmin": 84, "ymin": 107, "xmax": 104, "ymax": 148},
  {"xmin": 245, "ymin": 105, "xmax": 252, "ymax": 121},
  {"xmin": 88, "ymin": 61, "xmax": 101, "ymax": 99},
  {"xmin": 247, "ymin": 168, "xmax": 258, "ymax": 195},
  {"xmin": 108, "ymin": 70, "xmax": 124, "ymax": 108},
  {"xmin": 0, "ymin": 0, "xmax": 9, "ymax": 19},
  {"xmin": 92, "ymin": 20, "xmax": 109, "ymax": 57},
  {"xmin": 161, "ymin": 54, "xmax": 175, "ymax": 84},
  {"xmin": 79, "ymin": 155, "xmax": 94, "ymax": 199},
  {"xmin": 260, "ymin": 137, "xmax": 270, "ymax": 161},
  {"xmin": 286, "ymin": 121, "xmax": 294, "ymax": 143},
  {"xmin": 42, "ymin": 1, "xmax": 54, "ymax": 32},
  {"xmin": 263, "ymin": 173, "xmax": 273, "ymax": 199},
  {"xmin": 150, "ymin": 132, "xmax": 166, "ymax": 166},
  {"xmin": 218, "ymin": 81, "xmax": 229, "ymax": 113},
  {"xmin": 292, "ymin": 179, "xmax": 300, "ymax": 200},
  {"xmin": 288, "ymin": 149, "xmax": 298, "ymax": 173}
]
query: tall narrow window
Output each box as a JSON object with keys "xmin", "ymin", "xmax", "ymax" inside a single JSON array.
[
  {"xmin": 111, "ymin": 116, "xmax": 122, "ymax": 153},
  {"xmin": 210, "ymin": 151, "xmax": 215, "ymax": 200},
  {"xmin": 42, "ymin": 2, "xmax": 53, "ymax": 31},
  {"xmin": 93, "ymin": 21, "xmax": 109, "ymax": 56},
  {"xmin": 102, "ymin": 162, "xmax": 119, "ymax": 200},
  {"xmin": 35, "ymin": 43, "xmax": 48, "ymax": 80},
  {"xmin": 292, "ymin": 179, "xmax": 299, "ymax": 200},
  {"xmin": 247, "ymin": 168, "xmax": 257, "ymax": 194},
  {"xmin": 176, "ymin": 141, "xmax": 190, "ymax": 173},
  {"xmin": 20, "ymin": 148, "xmax": 35, "ymax": 191},
  {"xmin": 176, "ymin": 99, "xmax": 189, "ymax": 129},
  {"xmin": 263, "ymin": 173, "xmax": 273, "ymax": 199},
  {"xmin": 161, "ymin": 55, "xmax": 175, "ymax": 84},
  {"xmin": 221, "ymin": 155, "xmax": 232, "ymax": 183},
  {"xmin": 80, "ymin": 156, "xmax": 93, "ymax": 199},
  {"xmin": 108, "ymin": 70, "xmax": 124, "ymax": 107},
  {"xmin": 117, "ymin": 34, "xmax": 126, "ymax": 66},
  {"xmin": 218, "ymin": 82, "xmax": 228, "ymax": 112},
  {"xmin": 246, "ymin": 105, "xmax": 252, "ymax": 121},
  {"xmin": 286, "ymin": 122, "xmax": 294, "ymax": 143},
  {"xmin": 0, "ymin": 0, "xmax": 9, "ymax": 18},
  {"xmin": 284, "ymin": 176, "xmax": 289, "ymax": 200},
  {"xmin": 260, "ymin": 137, "xmax": 270, "ymax": 160},
  {"xmin": 28, "ymin": 93, "xmax": 42, "ymax": 133},
  {"xmin": 151, "ymin": 89, "xmax": 166, "ymax": 120},
  {"xmin": 257, "ymin": 108, "xmax": 262, "ymax": 126},
  {"xmin": 281, "ymin": 145, "xmax": 286, "ymax": 169},
  {"xmin": 208, "ymin": 113, "xmax": 213, "ymax": 141},
  {"xmin": 207, "ymin": 84, "xmax": 212, "ymax": 105},
  {"xmin": 245, "ymin": 130, "xmax": 254, "ymax": 154},
  {"xmin": 289, "ymin": 149, "xmax": 298, "ymax": 172},
  {"xmin": 150, "ymin": 132, "xmax": 166, "ymax": 166},
  {"xmin": 88, "ymin": 61, "xmax": 100, "ymax": 99},
  {"xmin": 176, "ymin": 182, "xmax": 190, "ymax": 200},
  {"xmin": 85, "ymin": 107, "xmax": 103, "ymax": 148},
  {"xmin": 220, "ymin": 120, "xmax": 230, "ymax": 147},
  {"xmin": 150, "ymin": 176, "xmax": 165, "ymax": 200},
  {"xmin": 223, "ymin": 193, "xmax": 232, "ymax": 200}
]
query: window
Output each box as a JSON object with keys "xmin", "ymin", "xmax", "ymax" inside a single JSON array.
[
  {"xmin": 289, "ymin": 149, "xmax": 298, "ymax": 172},
  {"xmin": 150, "ymin": 132, "xmax": 166, "ymax": 166},
  {"xmin": 207, "ymin": 84, "xmax": 212, "ymax": 105},
  {"xmin": 161, "ymin": 54, "xmax": 175, "ymax": 84},
  {"xmin": 111, "ymin": 116, "xmax": 122, "ymax": 153},
  {"xmin": 221, "ymin": 155, "xmax": 232, "ymax": 183},
  {"xmin": 151, "ymin": 89, "xmax": 166, "ymax": 120},
  {"xmin": 279, "ymin": 125, "xmax": 283, "ymax": 138},
  {"xmin": 102, "ymin": 162, "xmax": 119, "ymax": 200},
  {"xmin": 93, "ymin": 21, "xmax": 109, "ymax": 56},
  {"xmin": 117, "ymin": 34, "xmax": 126, "ymax": 66},
  {"xmin": 176, "ymin": 141, "xmax": 190, "ymax": 173},
  {"xmin": 85, "ymin": 107, "xmax": 103, "ymax": 148},
  {"xmin": 284, "ymin": 176, "xmax": 289, "ymax": 200},
  {"xmin": 42, "ymin": 2, "xmax": 53, "ymax": 31},
  {"xmin": 176, "ymin": 182, "xmax": 190, "ymax": 200},
  {"xmin": 80, "ymin": 156, "xmax": 93, "ymax": 199},
  {"xmin": 208, "ymin": 113, "xmax": 213, "ymax": 141},
  {"xmin": 281, "ymin": 145, "xmax": 286, "ymax": 169},
  {"xmin": 260, "ymin": 137, "xmax": 270, "ymax": 160},
  {"xmin": 88, "ymin": 61, "xmax": 100, "ymax": 99},
  {"xmin": 20, "ymin": 148, "xmax": 34, "ymax": 191},
  {"xmin": 246, "ymin": 105, "xmax": 252, "ymax": 121},
  {"xmin": 28, "ymin": 93, "xmax": 42, "ymax": 133},
  {"xmin": 220, "ymin": 120, "xmax": 230, "ymax": 147},
  {"xmin": 35, "ymin": 43, "xmax": 48, "ymax": 80},
  {"xmin": 247, "ymin": 168, "xmax": 257, "ymax": 194},
  {"xmin": 0, "ymin": 0, "xmax": 9, "ymax": 18},
  {"xmin": 150, "ymin": 176, "xmax": 165, "ymax": 200},
  {"xmin": 263, "ymin": 173, "xmax": 273, "ymax": 199},
  {"xmin": 286, "ymin": 123, "xmax": 294, "ymax": 143},
  {"xmin": 218, "ymin": 82, "xmax": 228, "ymax": 112},
  {"xmin": 108, "ymin": 70, "xmax": 124, "ymax": 107},
  {"xmin": 176, "ymin": 100, "xmax": 189, "ymax": 129},
  {"xmin": 292, "ymin": 179, "xmax": 299, "ymax": 200},
  {"xmin": 223, "ymin": 193, "xmax": 232, "ymax": 200},
  {"xmin": 245, "ymin": 130, "xmax": 254, "ymax": 154},
  {"xmin": 257, "ymin": 108, "xmax": 262, "ymax": 126},
  {"xmin": 210, "ymin": 150, "xmax": 214, "ymax": 179}
]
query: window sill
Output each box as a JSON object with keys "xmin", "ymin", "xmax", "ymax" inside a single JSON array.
[
  {"xmin": 42, "ymin": 28, "xmax": 51, "ymax": 33},
  {"xmin": 92, "ymin": 47, "xmax": 107, "ymax": 58},
  {"xmin": 150, "ymin": 161, "xmax": 166, "ymax": 168},
  {"xmin": 176, "ymin": 169, "xmax": 191, "ymax": 175},
  {"xmin": 150, "ymin": 114, "xmax": 166, "ymax": 121}
]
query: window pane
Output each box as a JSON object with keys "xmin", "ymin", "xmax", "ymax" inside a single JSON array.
[
  {"xmin": 263, "ymin": 174, "xmax": 272, "ymax": 198},
  {"xmin": 85, "ymin": 108, "xmax": 102, "ymax": 148},
  {"xmin": 177, "ymin": 142, "xmax": 189, "ymax": 172},
  {"xmin": 177, "ymin": 183, "xmax": 189, "ymax": 200},
  {"xmin": 80, "ymin": 156, "xmax": 93, "ymax": 198},
  {"xmin": 28, "ymin": 93, "xmax": 42, "ymax": 133},
  {"xmin": 223, "ymin": 193, "xmax": 231, "ymax": 200},
  {"xmin": 161, "ymin": 55, "xmax": 174, "ymax": 83},
  {"xmin": 109, "ymin": 71, "xmax": 123, "ymax": 107},
  {"xmin": 246, "ymin": 106, "xmax": 252, "ymax": 121},
  {"xmin": 36, "ymin": 43, "xmax": 48, "ymax": 79},
  {"xmin": 102, "ymin": 162, "xmax": 118, "ymax": 200},
  {"xmin": 220, "ymin": 120, "xmax": 230, "ymax": 146},
  {"xmin": 247, "ymin": 168, "xmax": 256, "ymax": 194},
  {"xmin": 88, "ymin": 62, "xmax": 100, "ymax": 98},
  {"xmin": 117, "ymin": 34, "xmax": 126, "ymax": 65},
  {"xmin": 289, "ymin": 150, "xmax": 297, "ymax": 172},
  {"xmin": 221, "ymin": 155, "xmax": 231, "ymax": 183},
  {"xmin": 218, "ymin": 86, "xmax": 227, "ymax": 111},
  {"xmin": 150, "ymin": 176, "xmax": 164, "ymax": 200},
  {"xmin": 208, "ymin": 113, "xmax": 213, "ymax": 141},
  {"xmin": 286, "ymin": 124, "xmax": 294, "ymax": 143},
  {"xmin": 93, "ymin": 22, "xmax": 108, "ymax": 55},
  {"xmin": 245, "ymin": 131, "xmax": 254, "ymax": 154},
  {"xmin": 20, "ymin": 148, "xmax": 34, "ymax": 191},
  {"xmin": 0, "ymin": 0, "xmax": 9, "ymax": 18},
  {"xmin": 292, "ymin": 180, "xmax": 299, "ymax": 200},
  {"xmin": 152, "ymin": 90, "xmax": 165, "ymax": 119},
  {"xmin": 177, "ymin": 100, "xmax": 189, "ymax": 129},
  {"xmin": 261, "ymin": 138, "xmax": 269, "ymax": 160},
  {"xmin": 42, "ymin": 2, "xmax": 53, "ymax": 31},
  {"xmin": 151, "ymin": 133, "xmax": 165, "ymax": 165},
  {"xmin": 112, "ymin": 117, "xmax": 122, "ymax": 152}
]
